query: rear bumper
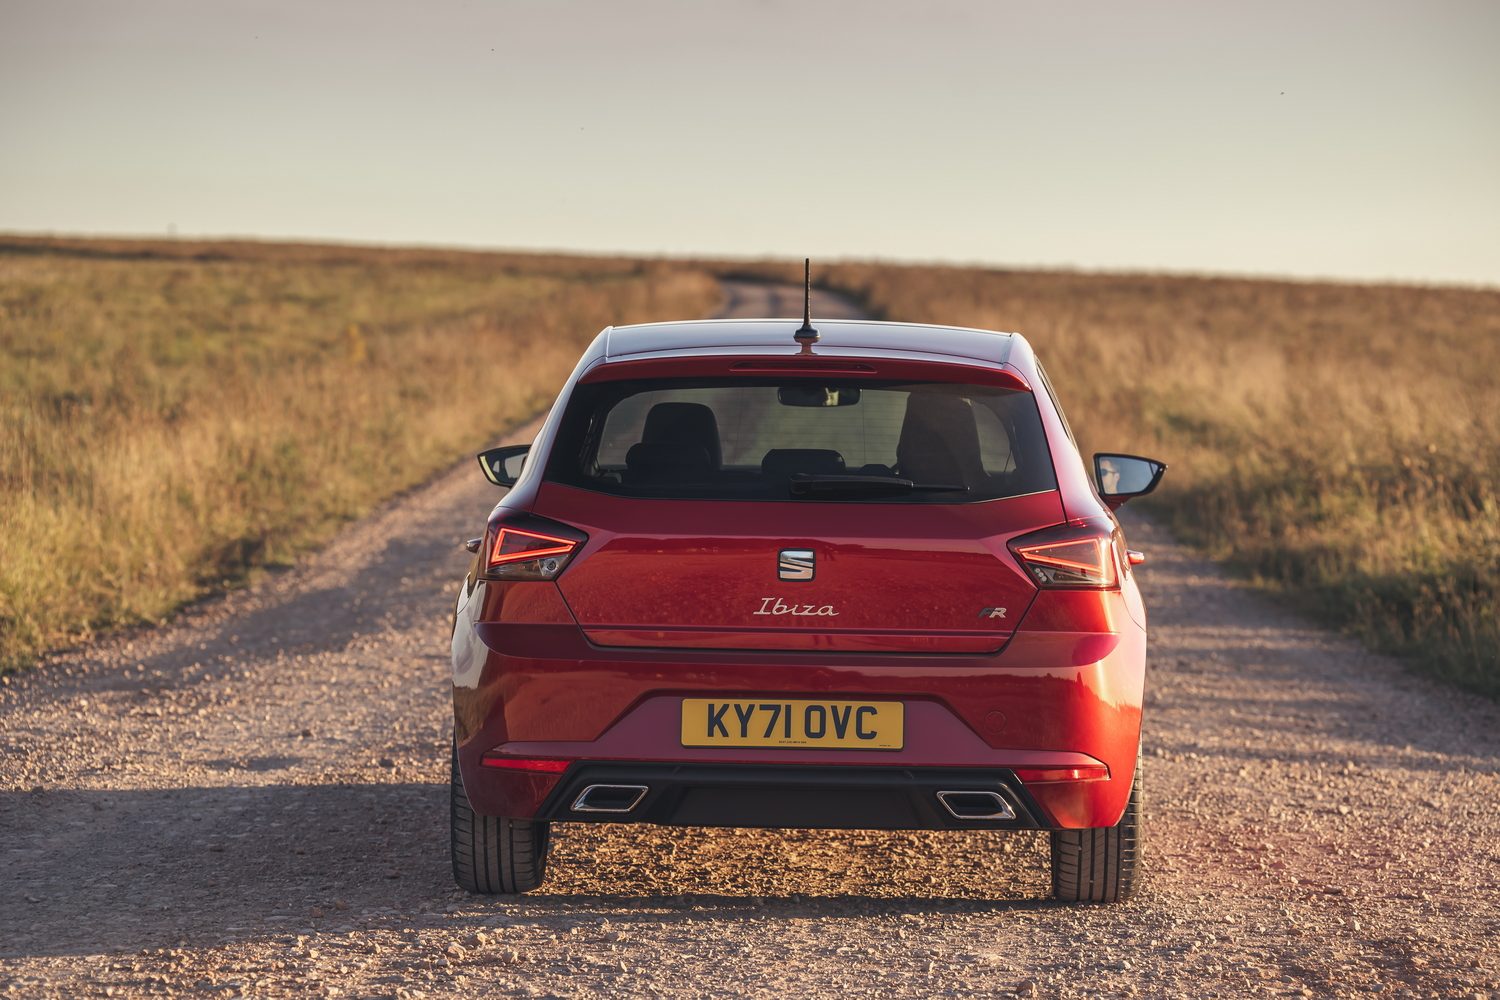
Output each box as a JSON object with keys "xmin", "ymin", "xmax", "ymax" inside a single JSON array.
[
  {"xmin": 453, "ymin": 585, "xmax": 1146, "ymax": 830},
  {"xmin": 536, "ymin": 763, "xmax": 1045, "ymax": 830}
]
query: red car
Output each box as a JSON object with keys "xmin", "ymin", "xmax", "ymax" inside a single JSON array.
[{"xmin": 450, "ymin": 307, "xmax": 1165, "ymax": 902}]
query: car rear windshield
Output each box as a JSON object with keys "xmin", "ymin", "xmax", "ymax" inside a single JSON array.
[{"xmin": 545, "ymin": 378, "xmax": 1057, "ymax": 503}]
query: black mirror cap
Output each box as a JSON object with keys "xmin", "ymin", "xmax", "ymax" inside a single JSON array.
[
  {"xmin": 1093, "ymin": 452, "xmax": 1167, "ymax": 504},
  {"xmin": 477, "ymin": 444, "xmax": 531, "ymax": 488}
]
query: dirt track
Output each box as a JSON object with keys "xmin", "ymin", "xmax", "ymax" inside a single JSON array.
[{"xmin": 3, "ymin": 284, "xmax": 1498, "ymax": 999}]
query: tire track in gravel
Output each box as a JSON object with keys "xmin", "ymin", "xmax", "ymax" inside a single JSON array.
[{"xmin": 2, "ymin": 282, "xmax": 1498, "ymax": 998}]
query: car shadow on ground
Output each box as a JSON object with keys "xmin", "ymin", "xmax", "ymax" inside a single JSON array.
[{"xmin": 0, "ymin": 782, "xmax": 1063, "ymax": 959}]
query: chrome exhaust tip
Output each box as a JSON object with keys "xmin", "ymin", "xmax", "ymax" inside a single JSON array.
[
  {"xmin": 571, "ymin": 784, "xmax": 649, "ymax": 814},
  {"xmin": 936, "ymin": 790, "xmax": 1015, "ymax": 821}
]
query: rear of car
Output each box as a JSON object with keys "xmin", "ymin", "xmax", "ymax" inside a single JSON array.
[{"xmin": 451, "ymin": 319, "xmax": 1149, "ymax": 902}]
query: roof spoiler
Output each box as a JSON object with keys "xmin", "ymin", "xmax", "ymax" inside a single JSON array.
[{"xmin": 579, "ymin": 355, "xmax": 1032, "ymax": 391}]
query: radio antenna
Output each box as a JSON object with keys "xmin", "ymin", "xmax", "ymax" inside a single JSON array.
[{"xmin": 793, "ymin": 257, "xmax": 819, "ymax": 352}]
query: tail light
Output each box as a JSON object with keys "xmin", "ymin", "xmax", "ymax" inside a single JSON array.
[
  {"xmin": 479, "ymin": 754, "xmax": 572, "ymax": 773},
  {"xmin": 482, "ymin": 514, "xmax": 587, "ymax": 581},
  {"xmin": 1009, "ymin": 518, "xmax": 1123, "ymax": 589},
  {"xmin": 1014, "ymin": 764, "xmax": 1110, "ymax": 784}
]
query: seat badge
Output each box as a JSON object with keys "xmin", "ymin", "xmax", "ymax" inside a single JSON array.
[{"xmin": 778, "ymin": 549, "xmax": 815, "ymax": 581}]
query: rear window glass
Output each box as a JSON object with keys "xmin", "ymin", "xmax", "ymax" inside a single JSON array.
[{"xmin": 545, "ymin": 378, "xmax": 1057, "ymax": 503}]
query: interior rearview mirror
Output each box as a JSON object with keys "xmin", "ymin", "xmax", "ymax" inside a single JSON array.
[
  {"xmin": 477, "ymin": 444, "xmax": 530, "ymax": 488},
  {"xmin": 1093, "ymin": 453, "xmax": 1167, "ymax": 507},
  {"xmin": 777, "ymin": 385, "xmax": 861, "ymax": 407}
]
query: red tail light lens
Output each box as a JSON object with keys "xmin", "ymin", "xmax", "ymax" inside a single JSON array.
[
  {"xmin": 482, "ymin": 517, "xmax": 586, "ymax": 581},
  {"xmin": 1009, "ymin": 519, "xmax": 1121, "ymax": 589},
  {"xmin": 490, "ymin": 527, "xmax": 574, "ymax": 566},
  {"xmin": 479, "ymin": 754, "xmax": 572, "ymax": 773},
  {"xmin": 1014, "ymin": 764, "xmax": 1110, "ymax": 784}
]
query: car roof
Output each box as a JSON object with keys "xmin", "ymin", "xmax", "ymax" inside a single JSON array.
[{"xmin": 602, "ymin": 318, "xmax": 1019, "ymax": 368}]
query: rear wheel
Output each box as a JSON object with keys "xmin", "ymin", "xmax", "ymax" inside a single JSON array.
[
  {"xmin": 450, "ymin": 739, "xmax": 551, "ymax": 894},
  {"xmin": 1050, "ymin": 752, "xmax": 1142, "ymax": 903}
]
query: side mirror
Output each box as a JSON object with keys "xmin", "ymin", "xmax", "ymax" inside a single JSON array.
[
  {"xmin": 1093, "ymin": 453, "xmax": 1166, "ymax": 507},
  {"xmin": 477, "ymin": 444, "xmax": 530, "ymax": 488}
]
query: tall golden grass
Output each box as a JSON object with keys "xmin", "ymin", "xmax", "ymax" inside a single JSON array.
[
  {"xmin": 6, "ymin": 238, "xmax": 1495, "ymax": 697},
  {"xmin": 0, "ymin": 237, "xmax": 718, "ymax": 670},
  {"xmin": 716, "ymin": 261, "xmax": 1499, "ymax": 696}
]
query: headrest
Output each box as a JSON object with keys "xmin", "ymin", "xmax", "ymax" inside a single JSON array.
[
  {"xmin": 761, "ymin": 449, "xmax": 846, "ymax": 482},
  {"xmin": 896, "ymin": 394, "xmax": 985, "ymax": 486},
  {"xmin": 642, "ymin": 402, "xmax": 722, "ymax": 468}
]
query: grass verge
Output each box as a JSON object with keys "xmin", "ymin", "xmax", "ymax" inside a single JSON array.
[
  {"xmin": 0, "ymin": 237, "xmax": 719, "ymax": 671},
  {"xmin": 711, "ymin": 259, "xmax": 1500, "ymax": 697},
  {"xmin": 8, "ymin": 239, "xmax": 1495, "ymax": 699}
]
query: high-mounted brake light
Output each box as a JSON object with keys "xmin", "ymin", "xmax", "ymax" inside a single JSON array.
[
  {"xmin": 1009, "ymin": 519, "xmax": 1122, "ymax": 589},
  {"xmin": 482, "ymin": 519, "xmax": 586, "ymax": 581}
]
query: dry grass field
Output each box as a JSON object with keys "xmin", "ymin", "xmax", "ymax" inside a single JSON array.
[
  {"xmin": 4, "ymin": 239, "xmax": 1495, "ymax": 699},
  {"xmin": 0, "ymin": 237, "xmax": 718, "ymax": 671},
  {"xmin": 718, "ymin": 261, "xmax": 1499, "ymax": 696}
]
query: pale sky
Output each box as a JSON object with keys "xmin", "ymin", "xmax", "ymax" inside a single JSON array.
[{"xmin": 3, "ymin": 0, "xmax": 1497, "ymax": 285}]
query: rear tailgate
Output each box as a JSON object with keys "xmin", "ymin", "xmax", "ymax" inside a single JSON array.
[{"xmin": 540, "ymin": 483, "xmax": 1061, "ymax": 653}]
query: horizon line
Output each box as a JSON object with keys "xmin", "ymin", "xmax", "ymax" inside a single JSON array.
[{"xmin": 3, "ymin": 228, "xmax": 1495, "ymax": 294}]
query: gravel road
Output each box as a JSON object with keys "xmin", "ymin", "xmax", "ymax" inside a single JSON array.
[{"xmin": 3, "ymin": 284, "xmax": 1498, "ymax": 999}]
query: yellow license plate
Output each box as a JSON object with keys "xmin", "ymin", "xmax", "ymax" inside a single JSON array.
[{"xmin": 680, "ymin": 698, "xmax": 903, "ymax": 750}]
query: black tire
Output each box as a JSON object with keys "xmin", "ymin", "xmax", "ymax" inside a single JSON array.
[
  {"xmin": 1050, "ymin": 751, "xmax": 1142, "ymax": 903},
  {"xmin": 450, "ymin": 739, "xmax": 551, "ymax": 894}
]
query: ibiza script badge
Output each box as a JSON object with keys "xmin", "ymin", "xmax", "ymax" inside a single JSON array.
[{"xmin": 753, "ymin": 597, "xmax": 839, "ymax": 617}]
